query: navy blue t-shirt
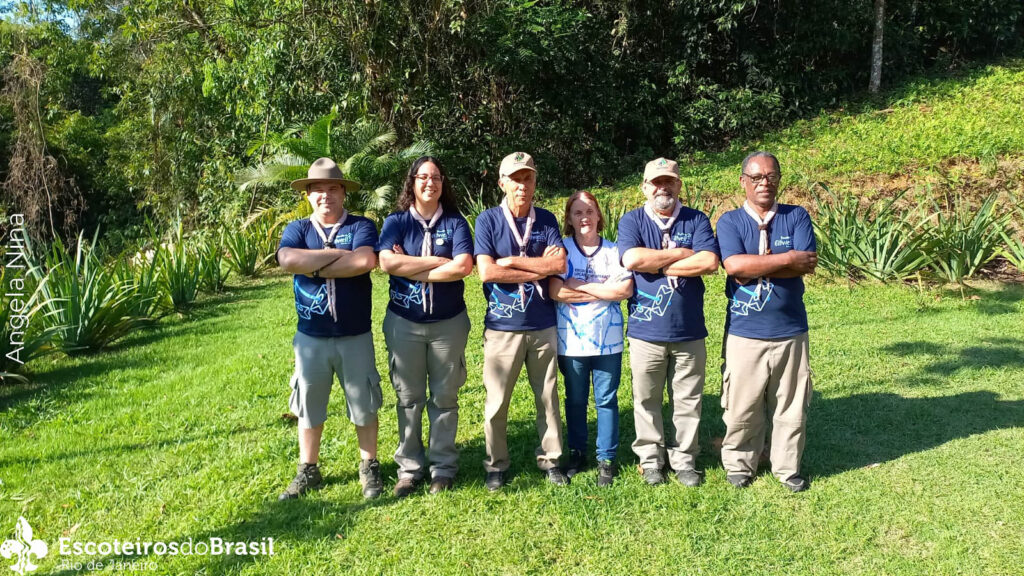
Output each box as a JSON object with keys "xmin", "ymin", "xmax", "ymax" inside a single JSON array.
[
  {"xmin": 377, "ymin": 209, "xmax": 474, "ymax": 323},
  {"xmin": 717, "ymin": 204, "xmax": 815, "ymax": 339},
  {"xmin": 616, "ymin": 206, "xmax": 719, "ymax": 342},
  {"xmin": 474, "ymin": 206, "xmax": 564, "ymax": 331},
  {"xmin": 278, "ymin": 216, "xmax": 378, "ymax": 338}
]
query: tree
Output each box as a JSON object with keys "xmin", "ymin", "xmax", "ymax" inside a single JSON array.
[
  {"xmin": 869, "ymin": 0, "xmax": 885, "ymax": 93},
  {"xmin": 236, "ymin": 109, "xmax": 431, "ymax": 221}
]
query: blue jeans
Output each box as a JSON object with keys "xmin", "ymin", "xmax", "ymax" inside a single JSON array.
[{"xmin": 557, "ymin": 353, "xmax": 621, "ymax": 461}]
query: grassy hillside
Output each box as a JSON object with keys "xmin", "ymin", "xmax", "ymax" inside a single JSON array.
[{"xmin": 534, "ymin": 58, "xmax": 1024, "ymax": 217}]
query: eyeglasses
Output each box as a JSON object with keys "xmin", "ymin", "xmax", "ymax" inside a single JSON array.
[
  {"xmin": 742, "ymin": 172, "xmax": 782, "ymax": 185},
  {"xmin": 415, "ymin": 174, "xmax": 443, "ymax": 182}
]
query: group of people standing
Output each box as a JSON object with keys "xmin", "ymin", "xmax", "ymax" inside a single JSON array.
[{"xmin": 274, "ymin": 149, "xmax": 817, "ymax": 501}]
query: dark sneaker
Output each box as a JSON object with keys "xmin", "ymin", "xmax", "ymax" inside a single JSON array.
[
  {"xmin": 642, "ymin": 467, "xmax": 666, "ymax": 486},
  {"xmin": 564, "ymin": 449, "xmax": 587, "ymax": 479},
  {"xmin": 596, "ymin": 460, "xmax": 618, "ymax": 487},
  {"xmin": 429, "ymin": 476, "xmax": 454, "ymax": 494},
  {"xmin": 279, "ymin": 463, "xmax": 323, "ymax": 500},
  {"xmin": 726, "ymin": 473, "xmax": 754, "ymax": 489},
  {"xmin": 546, "ymin": 467, "xmax": 570, "ymax": 486},
  {"xmin": 393, "ymin": 477, "xmax": 420, "ymax": 499},
  {"xmin": 674, "ymin": 468, "xmax": 704, "ymax": 487},
  {"xmin": 782, "ymin": 475, "xmax": 810, "ymax": 493},
  {"xmin": 484, "ymin": 471, "xmax": 506, "ymax": 492},
  {"xmin": 359, "ymin": 458, "xmax": 383, "ymax": 499}
]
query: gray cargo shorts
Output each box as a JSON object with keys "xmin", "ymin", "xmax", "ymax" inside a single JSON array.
[{"xmin": 289, "ymin": 330, "xmax": 382, "ymax": 428}]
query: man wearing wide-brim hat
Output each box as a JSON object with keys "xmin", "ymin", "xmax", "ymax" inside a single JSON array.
[{"xmin": 276, "ymin": 157, "xmax": 385, "ymax": 500}]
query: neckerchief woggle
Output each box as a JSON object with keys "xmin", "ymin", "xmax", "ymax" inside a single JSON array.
[
  {"xmin": 500, "ymin": 200, "xmax": 544, "ymax": 302},
  {"xmin": 409, "ymin": 205, "xmax": 444, "ymax": 314},
  {"xmin": 741, "ymin": 200, "xmax": 778, "ymax": 299},
  {"xmin": 309, "ymin": 211, "xmax": 347, "ymax": 322},
  {"xmin": 643, "ymin": 200, "xmax": 682, "ymax": 289}
]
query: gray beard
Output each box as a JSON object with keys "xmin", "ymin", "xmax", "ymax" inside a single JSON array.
[{"xmin": 653, "ymin": 195, "xmax": 675, "ymax": 213}]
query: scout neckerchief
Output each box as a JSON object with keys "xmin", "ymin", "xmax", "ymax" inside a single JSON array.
[
  {"xmin": 310, "ymin": 210, "xmax": 347, "ymax": 322},
  {"xmin": 500, "ymin": 200, "xmax": 544, "ymax": 301},
  {"xmin": 409, "ymin": 205, "xmax": 444, "ymax": 314},
  {"xmin": 741, "ymin": 200, "xmax": 778, "ymax": 299},
  {"xmin": 644, "ymin": 200, "xmax": 682, "ymax": 289}
]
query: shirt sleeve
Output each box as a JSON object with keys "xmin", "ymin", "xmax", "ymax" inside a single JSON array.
[
  {"xmin": 615, "ymin": 212, "xmax": 640, "ymax": 266},
  {"xmin": 352, "ymin": 218, "xmax": 379, "ymax": 250},
  {"xmin": 452, "ymin": 215, "xmax": 474, "ymax": 256},
  {"xmin": 715, "ymin": 213, "xmax": 747, "ymax": 261},
  {"xmin": 691, "ymin": 211, "xmax": 720, "ymax": 256},
  {"xmin": 606, "ymin": 245, "xmax": 632, "ymax": 282},
  {"xmin": 792, "ymin": 207, "xmax": 817, "ymax": 252},
  {"xmin": 377, "ymin": 214, "xmax": 401, "ymax": 253},
  {"xmin": 278, "ymin": 220, "xmax": 305, "ymax": 250},
  {"xmin": 474, "ymin": 210, "xmax": 496, "ymax": 258}
]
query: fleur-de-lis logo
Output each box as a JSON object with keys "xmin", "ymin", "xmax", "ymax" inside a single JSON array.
[
  {"xmin": 514, "ymin": 152, "xmax": 525, "ymax": 162},
  {"xmin": 1, "ymin": 517, "xmax": 48, "ymax": 575}
]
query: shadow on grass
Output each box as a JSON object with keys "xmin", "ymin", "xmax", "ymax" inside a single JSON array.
[
  {"xmin": 880, "ymin": 337, "xmax": 1024, "ymax": 376},
  {"xmin": 46, "ymin": 488, "xmax": 399, "ymax": 576},
  {"xmin": 0, "ymin": 426, "xmax": 261, "ymax": 468},
  {"xmin": 805, "ymin": 390, "xmax": 1023, "ymax": 478}
]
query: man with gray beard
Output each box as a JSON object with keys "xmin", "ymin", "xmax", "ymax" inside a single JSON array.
[{"xmin": 616, "ymin": 157, "xmax": 720, "ymax": 486}]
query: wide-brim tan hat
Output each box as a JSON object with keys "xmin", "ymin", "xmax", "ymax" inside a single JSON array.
[
  {"xmin": 643, "ymin": 157, "xmax": 680, "ymax": 182},
  {"xmin": 499, "ymin": 151, "xmax": 537, "ymax": 178},
  {"xmin": 290, "ymin": 157, "xmax": 361, "ymax": 192}
]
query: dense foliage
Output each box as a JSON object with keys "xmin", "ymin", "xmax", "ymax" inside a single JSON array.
[{"xmin": 0, "ymin": 0, "xmax": 1022, "ymax": 239}]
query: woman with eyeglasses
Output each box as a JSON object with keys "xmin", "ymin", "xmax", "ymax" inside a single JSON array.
[
  {"xmin": 378, "ymin": 156, "xmax": 474, "ymax": 497},
  {"xmin": 550, "ymin": 191, "xmax": 633, "ymax": 487}
]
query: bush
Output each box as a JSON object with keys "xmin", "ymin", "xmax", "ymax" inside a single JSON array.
[
  {"xmin": 160, "ymin": 222, "xmax": 202, "ymax": 312},
  {"xmin": 0, "ymin": 271, "xmax": 58, "ymax": 384},
  {"xmin": 197, "ymin": 231, "xmax": 230, "ymax": 293},
  {"xmin": 924, "ymin": 193, "xmax": 1011, "ymax": 283},
  {"xmin": 225, "ymin": 212, "xmax": 280, "ymax": 277},
  {"xmin": 31, "ymin": 233, "xmax": 154, "ymax": 354},
  {"xmin": 813, "ymin": 187, "xmax": 932, "ymax": 282}
]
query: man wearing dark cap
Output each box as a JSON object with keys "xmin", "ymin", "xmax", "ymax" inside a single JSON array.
[
  {"xmin": 617, "ymin": 157, "xmax": 720, "ymax": 487},
  {"xmin": 275, "ymin": 157, "xmax": 384, "ymax": 500},
  {"xmin": 474, "ymin": 152, "xmax": 570, "ymax": 491}
]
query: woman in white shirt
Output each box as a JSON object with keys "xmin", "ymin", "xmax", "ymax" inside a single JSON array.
[{"xmin": 550, "ymin": 191, "xmax": 633, "ymax": 487}]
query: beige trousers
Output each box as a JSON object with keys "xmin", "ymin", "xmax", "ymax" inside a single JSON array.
[
  {"xmin": 482, "ymin": 327, "xmax": 564, "ymax": 472},
  {"xmin": 628, "ymin": 337, "xmax": 706, "ymax": 471},
  {"xmin": 721, "ymin": 332, "xmax": 812, "ymax": 482}
]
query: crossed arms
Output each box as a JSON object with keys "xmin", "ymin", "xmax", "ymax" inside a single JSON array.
[
  {"xmin": 722, "ymin": 251, "xmax": 817, "ymax": 283},
  {"xmin": 622, "ymin": 246, "xmax": 719, "ymax": 277},
  {"xmin": 379, "ymin": 246, "xmax": 474, "ymax": 282},
  {"xmin": 476, "ymin": 245, "xmax": 567, "ymax": 284},
  {"xmin": 277, "ymin": 246, "xmax": 377, "ymax": 278}
]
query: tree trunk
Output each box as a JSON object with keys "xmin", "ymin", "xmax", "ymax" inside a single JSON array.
[{"xmin": 869, "ymin": 0, "xmax": 885, "ymax": 93}]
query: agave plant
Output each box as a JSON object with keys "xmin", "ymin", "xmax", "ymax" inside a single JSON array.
[
  {"xmin": 236, "ymin": 108, "xmax": 432, "ymax": 222},
  {"xmin": 225, "ymin": 211, "xmax": 280, "ymax": 277},
  {"xmin": 924, "ymin": 193, "xmax": 1012, "ymax": 284},
  {"xmin": 160, "ymin": 221, "xmax": 202, "ymax": 311},
  {"xmin": 999, "ymin": 206, "xmax": 1024, "ymax": 272},
  {"xmin": 812, "ymin": 186, "xmax": 932, "ymax": 282},
  {"xmin": 0, "ymin": 269, "xmax": 58, "ymax": 384},
  {"xmin": 197, "ymin": 231, "xmax": 231, "ymax": 293},
  {"xmin": 31, "ymin": 232, "xmax": 154, "ymax": 354}
]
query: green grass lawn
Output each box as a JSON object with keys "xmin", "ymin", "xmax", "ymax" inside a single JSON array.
[{"xmin": 2, "ymin": 271, "xmax": 1022, "ymax": 575}]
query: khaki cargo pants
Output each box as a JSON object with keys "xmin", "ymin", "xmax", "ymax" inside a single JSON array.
[{"xmin": 721, "ymin": 332, "xmax": 812, "ymax": 482}]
